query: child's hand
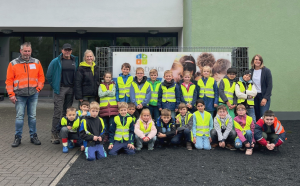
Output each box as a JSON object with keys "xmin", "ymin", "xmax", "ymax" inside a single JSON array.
[
  {"xmin": 93, "ymin": 136, "xmax": 98, "ymax": 141},
  {"xmin": 226, "ymin": 102, "xmax": 232, "ymax": 108},
  {"xmin": 231, "ymin": 105, "xmax": 236, "ymax": 109},
  {"xmin": 80, "ymin": 145, "xmax": 85, "ymax": 151},
  {"xmin": 219, "ymin": 141, "xmax": 225, "ymax": 148},
  {"xmin": 193, "ymin": 137, "xmax": 196, "ymax": 144},
  {"xmin": 214, "ymin": 104, "xmax": 218, "ymax": 108},
  {"xmin": 245, "ymin": 142, "xmax": 250, "ymax": 148},
  {"xmin": 98, "ymin": 137, "xmax": 102, "ymax": 141},
  {"xmin": 127, "ymin": 143, "xmax": 135, "ymax": 149},
  {"xmin": 108, "ymin": 144, "xmax": 113, "ymax": 150},
  {"xmin": 82, "ymin": 111, "xmax": 87, "ymax": 116},
  {"xmin": 67, "ymin": 126, "xmax": 72, "ymax": 130},
  {"xmin": 209, "ymin": 137, "xmax": 212, "ymax": 143},
  {"xmin": 143, "ymin": 137, "xmax": 150, "ymax": 142},
  {"xmin": 176, "ymin": 118, "xmax": 180, "ymax": 123},
  {"xmin": 175, "ymin": 109, "xmax": 178, "ymax": 112},
  {"xmin": 159, "ymin": 108, "xmax": 162, "ymax": 111},
  {"xmin": 251, "ymin": 142, "xmax": 255, "ymax": 148}
]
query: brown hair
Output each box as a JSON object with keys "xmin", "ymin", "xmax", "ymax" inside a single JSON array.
[
  {"xmin": 103, "ymin": 71, "xmax": 112, "ymax": 78},
  {"xmin": 178, "ymin": 102, "xmax": 188, "ymax": 110},
  {"xmin": 66, "ymin": 107, "xmax": 77, "ymax": 113},
  {"xmin": 179, "ymin": 55, "xmax": 196, "ymax": 76},
  {"xmin": 236, "ymin": 104, "xmax": 246, "ymax": 111},
  {"xmin": 161, "ymin": 109, "xmax": 171, "ymax": 116},
  {"xmin": 149, "ymin": 69, "xmax": 158, "ymax": 76},
  {"xmin": 136, "ymin": 67, "xmax": 144, "ymax": 73},
  {"xmin": 217, "ymin": 105, "xmax": 227, "ymax": 112},
  {"xmin": 80, "ymin": 100, "xmax": 90, "ymax": 107},
  {"xmin": 164, "ymin": 70, "xmax": 173, "ymax": 76},
  {"xmin": 118, "ymin": 102, "xmax": 128, "ymax": 110},
  {"xmin": 197, "ymin": 53, "xmax": 216, "ymax": 68},
  {"xmin": 251, "ymin": 54, "xmax": 264, "ymax": 69},
  {"xmin": 263, "ymin": 110, "xmax": 275, "ymax": 117},
  {"xmin": 127, "ymin": 102, "xmax": 136, "ymax": 109},
  {"xmin": 90, "ymin": 101, "xmax": 100, "ymax": 110},
  {"xmin": 171, "ymin": 62, "xmax": 183, "ymax": 70},
  {"xmin": 212, "ymin": 59, "xmax": 231, "ymax": 75},
  {"xmin": 121, "ymin": 63, "xmax": 131, "ymax": 70}
]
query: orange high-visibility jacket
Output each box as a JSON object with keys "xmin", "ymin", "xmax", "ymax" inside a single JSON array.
[{"xmin": 5, "ymin": 57, "xmax": 45, "ymax": 97}]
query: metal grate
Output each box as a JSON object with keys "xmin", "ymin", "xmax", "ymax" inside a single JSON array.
[{"xmin": 95, "ymin": 46, "xmax": 248, "ymax": 80}]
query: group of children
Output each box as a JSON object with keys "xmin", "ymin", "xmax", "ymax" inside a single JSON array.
[{"xmin": 58, "ymin": 62, "xmax": 286, "ymax": 160}]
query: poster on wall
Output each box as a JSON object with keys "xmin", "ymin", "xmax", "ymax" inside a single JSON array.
[{"xmin": 112, "ymin": 52, "xmax": 232, "ymax": 83}]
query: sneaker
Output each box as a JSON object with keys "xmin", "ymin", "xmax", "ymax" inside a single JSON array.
[
  {"xmin": 245, "ymin": 148, "xmax": 253, "ymax": 155},
  {"xmin": 186, "ymin": 142, "xmax": 193, "ymax": 150},
  {"xmin": 11, "ymin": 135, "xmax": 21, "ymax": 147},
  {"xmin": 211, "ymin": 143, "xmax": 218, "ymax": 148},
  {"xmin": 68, "ymin": 140, "xmax": 74, "ymax": 149},
  {"xmin": 62, "ymin": 146, "xmax": 69, "ymax": 153},
  {"xmin": 30, "ymin": 133, "xmax": 41, "ymax": 145},
  {"xmin": 136, "ymin": 147, "xmax": 142, "ymax": 151},
  {"xmin": 225, "ymin": 144, "xmax": 236, "ymax": 151},
  {"xmin": 51, "ymin": 132, "xmax": 60, "ymax": 144},
  {"xmin": 148, "ymin": 147, "xmax": 154, "ymax": 150},
  {"xmin": 239, "ymin": 147, "xmax": 246, "ymax": 151}
]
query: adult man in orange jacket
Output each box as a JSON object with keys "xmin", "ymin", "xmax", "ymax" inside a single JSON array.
[{"xmin": 5, "ymin": 42, "xmax": 45, "ymax": 147}]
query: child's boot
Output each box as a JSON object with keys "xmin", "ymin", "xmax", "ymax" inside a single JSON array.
[
  {"xmin": 186, "ymin": 142, "xmax": 192, "ymax": 150},
  {"xmin": 63, "ymin": 146, "xmax": 69, "ymax": 153},
  {"xmin": 68, "ymin": 140, "xmax": 74, "ymax": 149},
  {"xmin": 245, "ymin": 148, "xmax": 253, "ymax": 155}
]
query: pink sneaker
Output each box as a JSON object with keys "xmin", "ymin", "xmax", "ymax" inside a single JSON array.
[{"xmin": 245, "ymin": 148, "xmax": 253, "ymax": 155}]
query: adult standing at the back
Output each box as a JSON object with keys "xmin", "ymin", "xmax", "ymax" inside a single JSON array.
[
  {"xmin": 6, "ymin": 42, "xmax": 45, "ymax": 147},
  {"xmin": 250, "ymin": 54, "xmax": 272, "ymax": 121},
  {"xmin": 74, "ymin": 49, "xmax": 100, "ymax": 104},
  {"xmin": 46, "ymin": 43, "xmax": 78, "ymax": 144}
]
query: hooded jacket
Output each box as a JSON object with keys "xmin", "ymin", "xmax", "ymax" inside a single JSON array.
[
  {"xmin": 46, "ymin": 53, "xmax": 78, "ymax": 94},
  {"xmin": 130, "ymin": 76, "xmax": 151, "ymax": 107},
  {"xmin": 218, "ymin": 75, "xmax": 237, "ymax": 105},
  {"xmin": 235, "ymin": 77, "xmax": 257, "ymax": 108},
  {"xmin": 213, "ymin": 113, "xmax": 234, "ymax": 141},
  {"xmin": 134, "ymin": 118, "xmax": 157, "ymax": 139},
  {"xmin": 98, "ymin": 80, "xmax": 119, "ymax": 117},
  {"xmin": 157, "ymin": 80, "xmax": 180, "ymax": 110},
  {"xmin": 74, "ymin": 61, "xmax": 100, "ymax": 100}
]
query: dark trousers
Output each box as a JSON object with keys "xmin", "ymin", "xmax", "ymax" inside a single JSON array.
[
  {"xmin": 171, "ymin": 128, "xmax": 192, "ymax": 144},
  {"xmin": 60, "ymin": 127, "xmax": 78, "ymax": 139},
  {"xmin": 85, "ymin": 144, "xmax": 107, "ymax": 161},
  {"xmin": 262, "ymin": 132, "xmax": 278, "ymax": 144},
  {"xmin": 254, "ymin": 93, "xmax": 271, "ymax": 122},
  {"xmin": 210, "ymin": 129, "xmax": 236, "ymax": 145},
  {"xmin": 102, "ymin": 116, "xmax": 115, "ymax": 134},
  {"xmin": 109, "ymin": 141, "xmax": 135, "ymax": 156},
  {"xmin": 149, "ymin": 105, "xmax": 160, "ymax": 123},
  {"xmin": 52, "ymin": 87, "xmax": 74, "ymax": 133}
]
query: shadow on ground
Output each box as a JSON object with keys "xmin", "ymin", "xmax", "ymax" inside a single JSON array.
[{"xmin": 58, "ymin": 121, "xmax": 299, "ymax": 186}]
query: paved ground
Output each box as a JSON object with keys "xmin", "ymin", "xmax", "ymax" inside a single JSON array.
[
  {"xmin": 58, "ymin": 120, "xmax": 300, "ymax": 186},
  {"xmin": 0, "ymin": 98, "xmax": 79, "ymax": 186}
]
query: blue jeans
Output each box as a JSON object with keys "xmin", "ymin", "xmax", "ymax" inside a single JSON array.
[
  {"xmin": 171, "ymin": 111, "xmax": 176, "ymax": 118},
  {"xmin": 109, "ymin": 141, "xmax": 135, "ymax": 156},
  {"xmin": 254, "ymin": 93, "xmax": 271, "ymax": 122},
  {"xmin": 195, "ymin": 136, "xmax": 211, "ymax": 150},
  {"xmin": 135, "ymin": 135, "xmax": 157, "ymax": 149},
  {"xmin": 247, "ymin": 107, "xmax": 256, "ymax": 123},
  {"xmin": 235, "ymin": 130, "xmax": 253, "ymax": 148},
  {"xmin": 161, "ymin": 127, "xmax": 171, "ymax": 133},
  {"xmin": 149, "ymin": 105, "xmax": 160, "ymax": 122},
  {"xmin": 171, "ymin": 128, "xmax": 192, "ymax": 144},
  {"xmin": 15, "ymin": 93, "xmax": 39, "ymax": 138}
]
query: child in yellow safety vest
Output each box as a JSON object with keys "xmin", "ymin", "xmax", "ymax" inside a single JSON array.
[
  {"xmin": 179, "ymin": 71, "xmax": 197, "ymax": 112},
  {"xmin": 108, "ymin": 102, "xmax": 135, "ymax": 155},
  {"xmin": 218, "ymin": 67, "xmax": 237, "ymax": 120},
  {"xmin": 235, "ymin": 70, "xmax": 257, "ymax": 122},
  {"xmin": 76, "ymin": 100, "xmax": 90, "ymax": 151},
  {"xmin": 134, "ymin": 108, "xmax": 157, "ymax": 151},
  {"xmin": 192, "ymin": 99, "xmax": 213, "ymax": 150},
  {"xmin": 234, "ymin": 104, "xmax": 255, "ymax": 155},
  {"xmin": 116, "ymin": 63, "xmax": 133, "ymax": 103},
  {"xmin": 197, "ymin": 66, "xmax": 218, "ymax": 117},
  {"xmin": 129, "ymin": 67, "xmax": 151, "ymax": 115},
  {"xmin": 147, "ymin": 69, "xmax": 161, "ymax": 122}
]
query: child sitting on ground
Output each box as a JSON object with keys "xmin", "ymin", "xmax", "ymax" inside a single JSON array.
[
  {"xmin": 108, "ymin": 102, "xmax": 135, "ymax": 155},
  {"xmin": 60, "ymin": 107, "xmax": 80, "ymax": 153},
  {"xmin": 156, "ymin": 108, "xmax": 176, "ymax": 147},
  {"xmin": 234, "ymin": 104, "xmax": 255, "ymax": 155},
  {"xmin": 210, "ymin": 105, "xmax": 236, "ymax": 150},
  {"xmin": 134, "ymin": 108, "xmax": 157, "ymax": 151},
  {"xmin": 254, "ymin": 110, "xmax": 286, "ymax": 151},
  {"xmin": 173, "ymin": 103, "xmax": 194, "ymax": 150},
  {"xmin": 79, "ymin": 101, "xmax": 106, "ymax": 160},
  {"xmin": 192, "ymin": 99, "xmax": 213, "ymax": 150}
]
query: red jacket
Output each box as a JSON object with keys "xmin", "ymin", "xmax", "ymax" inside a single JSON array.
[
  {"xmin": 254, "ymin": 117, "xmax": 286, "ymax": 147},
  {"xmin": 6, "ymin": 57, "xmax": 44, "ymax": 97}
]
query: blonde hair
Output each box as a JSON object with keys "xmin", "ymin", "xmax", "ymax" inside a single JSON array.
[
  {"xmin": 149, "ymin": 69, "xmax": 158, "ymax": 76},
  {"xmin": 251, "ymin": 54, "xmax": 265, "ymax": 69},
  {"xmin": 118, "ymin": 102, "xmax": 128, "ymax": 110},
  {"xmin": 164, "ymin": 70, "xmax": 173, "ymax": 76},
  {"xmin": 182, "ymin": 71, "xmax": 192, "ymax": 78},
  {"xmin": 136, "ymin": 67, "xmax": 144, "ymax": 73},
  {"xmin": 140, "ymin": 108, "xmax": 151, "ymax": 119},
  {"xmin": 236, "ymin": 104, "xmax": 246, "ymax": 111},
  {"xmin": 161, "ymin": 109, "xmax": 171, "ymax": 116},
  {"xmin": 171, "ymin": 62, "xmax": 183, "ymax": 70},
  {"xmin": 89, "ymin": 101, "xmax": 100, "ymax": 110},
  {"xmin": 83, "ymin": 49, "xmax": 95, "ymax": 62},
  {"xmin": 178, "ymin": 102, "xmax": 188, "ymax": 110},
  {"xmin": 66, "ymin": 107, "xmax": 76, "ymax": 113},
  {"xmin": 202, "ymin": 66, "xmax": 212, "ymax": 77}
]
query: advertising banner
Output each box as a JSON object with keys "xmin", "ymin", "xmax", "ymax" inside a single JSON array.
[{"xmin": 113, "ymin": 52, "xmax": 231, "ymax": 83}]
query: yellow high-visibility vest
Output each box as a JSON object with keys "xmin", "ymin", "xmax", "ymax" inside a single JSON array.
[
  {"xmin": 161, "ymin": 84, "xmax": 176, "ymax": 102},
  {"xmin": 198, "ymin": 77, "xmax": 215, "ymax": 98},
  {"xmin": 117, "ymin": 76, "xmax": 133, "ymax": 98},
  {"xmin": 219, "ymin": 78, "xmax": 236, "ymax": 104},
  {"xmin": 181, "ymin": 84, "xmax": 196, "ymax": 104},
  {"xmin": 114, "ymin": 115, "xmax": 133, "ymax": 141},
  {"xmin": 132, "ymin": 81, "xmax": 150, "ymax": 105},
  {"xmin": 237, "ymin": 81, "xmax": 254, "ymax": 106},
  {"xmin": 99, "ymin": 84, "xmax": 117, "ymax": 107},
  {"xmin": 149, "ymin": 82, "xmax": 161, "ymax": 106},
  {"xmin": 194, "ymin": 111, "xmax": 211, "ymax": 137}
]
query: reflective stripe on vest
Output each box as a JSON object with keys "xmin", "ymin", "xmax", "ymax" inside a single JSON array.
[
  {"xmin": 114, "ymin": 116, "xmax": 133, "ymax": 141},
  {"xmin": 273, "ymin": 117, "xmax": 285, "ymax": 134},
  {"xmin": 234, "ymin": 116, "xmax": 252, "ymax": 136},
  {"xmin": 140, "ymin": 120, "xmax": 153, "ymax": 135},
  {"xmin": 218, "ymin": 78, "xmax": 236, "ymax": 104},
  {"xmin": 181, "ymin": 84, "xmax": 196, "ymax": 104},
  {"xmin": 194, "ymin": 111, "xmax": 211, "ymax": 137},
  {"xmin": 117, "ymin": 76, "xmax": 133, "ymax": 98},
  {"xmin": 149, "ymin": 82, "xmax": 161, "ymax": 105},
  {"xmin": 161, "ymin": 84, "xmax": 176, "ymax": 102},
  {"xmin": 197, "ymin": 77, "xmax": 215, "ymax": 98},
  {"xmin": 132, "ymin": 81, "xmax": 150, "ymax": 105},
  {"xmin": 216, "ymin": 117, "xmax": 229, "ymax": 128},
  {"xmin": 237, "ymin": 81, "xmax": 254, "ymax": 105},
  {"xmin": 99, "ymin": 84, "xmax": 117, "ymax": 107},
  {"xmin": 176, "ymin": 112, "xmax": 193, "ymax": 127}
]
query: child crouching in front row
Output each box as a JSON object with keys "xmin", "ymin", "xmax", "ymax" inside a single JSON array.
[
  {"xmin": 134, "ymin": 108, "xmax": 157, "ymax": 151},
  {"xmin": 79, "ymin": 101, "xmax": 107, "ymax": 161},
  {"xmin": 156, "ymin": 108, "xmax": 176, "ymax": 148},
  {"xmin": 108, "ymin": 102, "xmax": 135, "ymax": 155},
  {"xmin": 193, "ymin": 99, "xmax": 213, "ymax": 150}
]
